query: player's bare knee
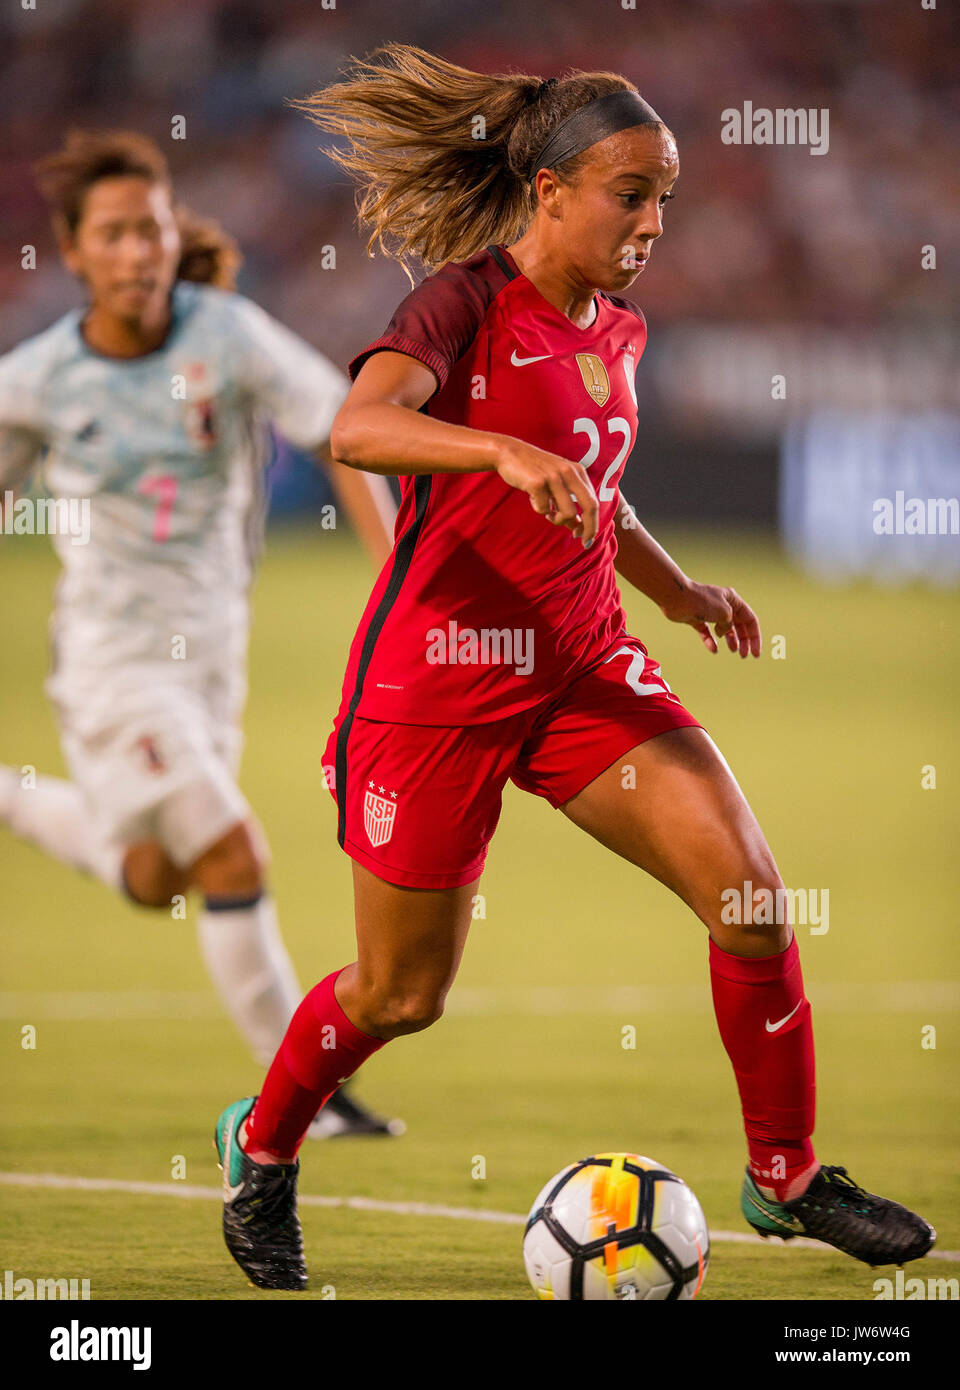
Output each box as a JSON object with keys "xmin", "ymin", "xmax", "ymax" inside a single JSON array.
[
  {"xmin": 124, "ymin": 880, "xmax": 186, "ymax": 909},
  {"xmin": 122, "ymin": 843, "xmax": 188, "ymax": 909},
  {"xmin": 245, "ymin": 817, "xmax": 272, "ymax": 877},
  {"xmin": 712, "ymin": 864, "xmax": 792, "ymax": 955},
  {"xmin": 364, "ymin": 989, "xmax": 445, "ymax": 1039},
  {"xmin": 189, "ymin": 821, "xmax": 263, "ymax": 898}
]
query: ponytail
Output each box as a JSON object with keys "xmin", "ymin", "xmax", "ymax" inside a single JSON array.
[
  {"xmin": 174, "ymin": 204, "xmax": 242, "ymax": 290},
  {"xmin": 292, "ymin": 43, "xmax": 635, "ymax": 282}
]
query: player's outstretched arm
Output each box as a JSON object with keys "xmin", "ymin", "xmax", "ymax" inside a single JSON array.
[
  {"xmin": 330, "ymin": 350, "xmax": 598, "ymax": 546},
  {"xmin": 613, "ymin": 497, "xmax": 761, "ymax": 658}
]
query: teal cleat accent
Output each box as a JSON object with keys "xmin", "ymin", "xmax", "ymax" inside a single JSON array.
[
  {"xmin": 214, "ymin": 1095, "xmax": 307, "ymax": 1291},
  {"xmin": 215, "ymin": 1096, "xmax": 257, "ymax": 1195},
  {"xmin": 741, "ymin": 1167, "xmax": 804, "ymax": 1240}
]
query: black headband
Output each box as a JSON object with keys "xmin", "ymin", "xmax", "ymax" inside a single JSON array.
[{"xmin": 528, "ymin": 89, "xmax": 663, "ymax": 182}]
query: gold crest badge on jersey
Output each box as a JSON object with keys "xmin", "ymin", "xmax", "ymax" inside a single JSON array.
[{"xmin": 575, "ymin": 353, "xmax": 610, "ymax": 406}]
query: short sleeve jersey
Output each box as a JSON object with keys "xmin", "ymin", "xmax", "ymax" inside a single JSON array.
[
  {"xmin": 0, "ymin": 281, "xmax": 348, "ymax": 695},
  {"xmin": 339, "ymin": 243, "xmax": 647, "ymax": 726}
]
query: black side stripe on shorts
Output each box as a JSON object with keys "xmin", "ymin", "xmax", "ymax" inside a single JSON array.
[
  {"xmin": 335, "ymin": 472, "xmax": 434, "ymax": 847},
  {"xmin": 486, "ymin": 244, "xmax": 517, "ymax": 282}
]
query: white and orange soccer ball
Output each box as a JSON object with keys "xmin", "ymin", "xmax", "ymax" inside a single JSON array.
[{"xmin": 523, "ymin": 1153, "xmax": 709, "ymax": 1300}]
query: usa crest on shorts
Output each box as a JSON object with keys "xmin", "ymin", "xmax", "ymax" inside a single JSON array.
[{"xmin": 363, "ymin": 786, "xmax": 398, "ymax": 847}]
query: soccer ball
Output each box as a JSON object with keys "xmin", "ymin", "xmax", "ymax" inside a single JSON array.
[{"xmin": 523, "ymin": 1152, "xmax": 709, "ymax": 1300}]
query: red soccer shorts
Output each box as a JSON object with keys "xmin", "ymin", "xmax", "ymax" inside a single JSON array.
[{"xmin": 322, "ymin": 636, "xmax": 703, "ymax": 889}]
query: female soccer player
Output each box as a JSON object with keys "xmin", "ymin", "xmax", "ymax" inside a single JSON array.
[
  {"xmin": 0, "ymin": 129, "xmax": 402, "ymax": 1140},
  {"xmin": 215, "ymin": 47, "xmax": 935, "ymax": 1288}
]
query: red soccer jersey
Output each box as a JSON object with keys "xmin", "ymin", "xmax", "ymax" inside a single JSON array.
[{"xmin": 339, "ymin": 242, "xmax": 648, "ymax": 726}]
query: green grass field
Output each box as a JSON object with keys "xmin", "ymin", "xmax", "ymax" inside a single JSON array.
[{"xmin": 1, "ymin": 525, "xmax": 957, "ymax": 1301}]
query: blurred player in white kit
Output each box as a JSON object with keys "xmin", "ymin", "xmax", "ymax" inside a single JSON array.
[{"xmin": 0, "ymin": 129, "xmax": 402, "ymax": 1139}]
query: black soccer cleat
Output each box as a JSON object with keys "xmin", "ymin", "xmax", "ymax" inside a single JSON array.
[
  {"xmin": 306, "ymin": 1084, "xmax": 406, "ymax": 1140},
  {"xmin": 742, "ymin": 1163, "xmax": 937, "ymax": 1267},
  {"xmin": 215, "ymin": 1096, "xmax": 307, "ymax": 1291}
]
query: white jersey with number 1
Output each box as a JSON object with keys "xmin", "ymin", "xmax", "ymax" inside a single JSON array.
[{"xmin": 0, "ymin": 280, "xmax": 348, "ymax": 854}]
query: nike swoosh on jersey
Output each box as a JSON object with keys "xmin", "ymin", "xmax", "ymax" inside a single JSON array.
[
  {"xmin": 510, "ymin": 350, "xmax": 552, "ymax": 366},
  {"xmin": 765, "ymin": 1000, "xmax": 803, "ymax": 1033}
]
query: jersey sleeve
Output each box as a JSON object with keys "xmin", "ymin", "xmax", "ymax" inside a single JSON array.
[
  {"xmin": 601, "ymin": 293, "xmax": 647, "ymax": 343},
  {"xmin": 348, "ymin": 259, "xmax": 500, "ymax": 393},
  {"xmin": 0, "ymin": 343, "xmax": 48, "ymax": 490},
  {"xmin": 229, "ymin": 294, "xmax": 350, "ymax": 450}
]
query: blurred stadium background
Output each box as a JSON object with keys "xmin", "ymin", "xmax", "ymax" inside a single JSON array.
[{"xmin": 2, "ymin": 0, "xmax": 957, "ymax": 571}]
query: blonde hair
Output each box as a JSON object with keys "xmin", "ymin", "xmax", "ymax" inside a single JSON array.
[{"xmin": 292, "ymin": 43, "xmax": 645, "ymax": 283}]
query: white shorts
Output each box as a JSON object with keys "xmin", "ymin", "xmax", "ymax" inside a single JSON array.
[{"xmin": 52, "ymin": 663, "xmax": 250, "ymax": 868}]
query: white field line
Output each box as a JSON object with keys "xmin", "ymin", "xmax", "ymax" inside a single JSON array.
[
  {"xmin": 1, "ymin": 981, "xmax": 958, "ymax": 1020},
  {"xmin": 1, "ymin": 1171, "xmax": 957, "ymax": 1262}
]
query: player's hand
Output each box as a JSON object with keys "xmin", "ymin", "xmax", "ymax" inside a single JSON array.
[
  {"xmin": 661, "ymin": 579, "xmax": 761, "ymax": 657},
  {"xmin": 495, "ymin": 438, "xmax": 599, "ymax": 548}
]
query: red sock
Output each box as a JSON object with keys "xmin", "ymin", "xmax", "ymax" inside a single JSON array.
[
  {"xmin": 709, "ymin": 935, "xmax": 817, "ymax": 1201},
  {"xmin": 245, "ymin": 968, "xmax": 386, "ymax": 1159}
]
